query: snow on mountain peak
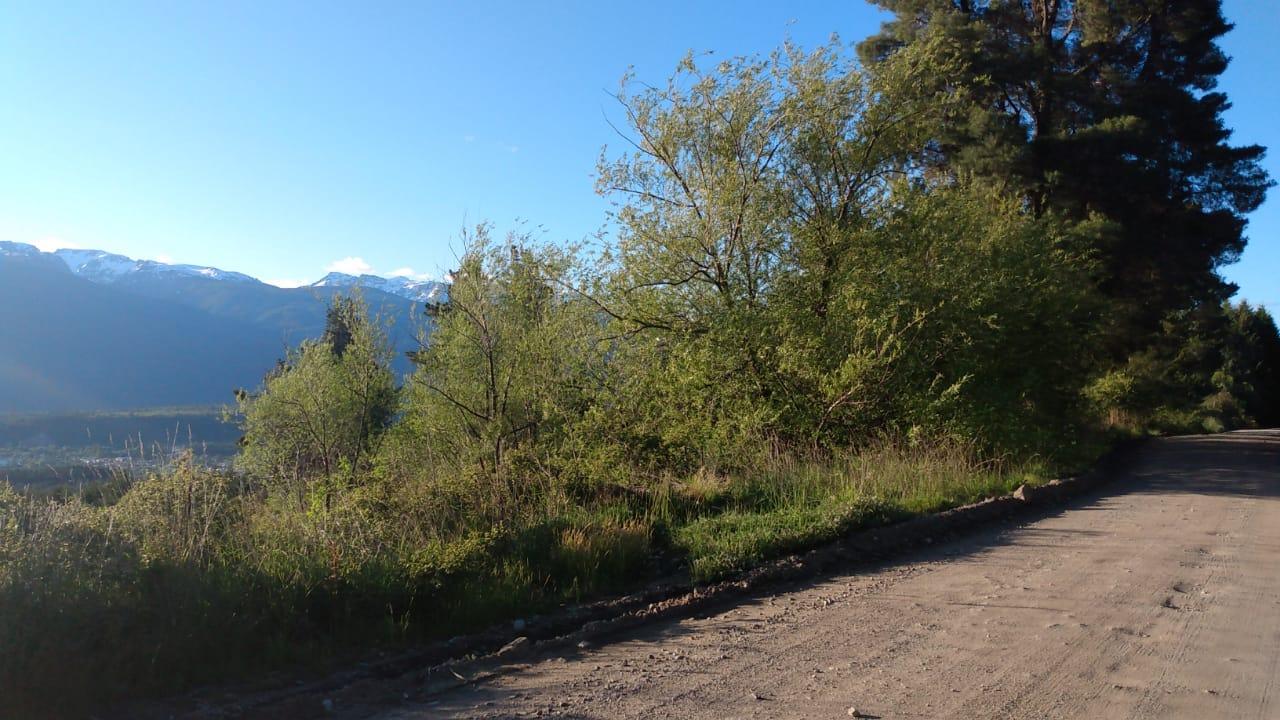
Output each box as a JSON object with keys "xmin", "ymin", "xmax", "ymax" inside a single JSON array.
[
  {"xmin": 4, "ymin": 241, "xmax": 450, "ymax": 304},
  {"xmin": 310, "ymin": 272, "xmax": 449, "ymax": 304},
  {"xmin": 0, "ymin": 241, "xmax": 47, "ymax": 258},
  {"xmin": 51, "ymin": 248, "xmax": 258, "ymax": 285},
  {"xmin": 55, "ymin": 249, "xmax": 137, "ymax": 279}
]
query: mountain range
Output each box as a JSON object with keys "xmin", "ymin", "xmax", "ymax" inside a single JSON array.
[{"xmin": 0, "ymin": 242, "xmax": 447, "ymax": 412}]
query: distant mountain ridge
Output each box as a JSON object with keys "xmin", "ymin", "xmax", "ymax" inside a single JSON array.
[
  {"xmin": 0, "ymin": 242, "xmax": 442, "ymax": 412},
  {"xmin": 55, "ymin": 248, "xmax": 258, "ymax": 285},
  {"xmin": 311, "ymin": 271, "xmax": 449, "ymax": 305},
  {"xmin": 0, "ymin": 242, "xmax": 449, "ymax": 304}
]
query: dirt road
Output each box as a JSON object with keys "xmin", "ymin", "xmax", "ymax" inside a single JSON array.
[{"xmin": 381, "ymin": 431, "xmax": 1280, "ymax": 719}]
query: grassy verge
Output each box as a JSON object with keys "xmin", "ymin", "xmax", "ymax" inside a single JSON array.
[
  {"xmin": 667, "ymin": 445, "xmax": 1045, "ymax": 580},
  {"xmin": 0, "ymin": 440, "xmax": 1098, "ymax": 718}
]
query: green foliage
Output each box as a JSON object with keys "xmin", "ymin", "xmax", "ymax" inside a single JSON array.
[
  {"xmin": 234, "ymin": 293, "xmax": 397, "ymax": 505},
  {"xmin": 394, "ymin": 225, "xmax": 600, "ymax": 478},
  {"xmin": 593, "ymin": 44, "xmax": 1098, "ymax": 459},
  {"xmin": 859, "ymin": 0, "xmax": 1273, "ymax": 357},
  {"xmin": 110, "ymin": 455, "xmax": 245, "ymax": 564},
  {"xmin": 1209, "ymin": 303, "xmax": 1280, "ymax": 428},
  {"xmin": 783, "ymin": 182, "xmax": 1100, "ymax": 450},
  {"xmin": 671, "ymin": 443, "xmax": 1031, "ymax": 580},
  {"xmin": 1086, "ymin": 301, "xmax": 1280, "ymax": 433}
]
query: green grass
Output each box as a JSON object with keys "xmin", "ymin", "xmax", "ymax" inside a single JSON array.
[
  {"xmin": 0, "ymin": 441, "xmax": 1079, "ymax": 718},
  {"xmin": 666, "ymin": 444, "xmax": 1044, "ymax": 580}
]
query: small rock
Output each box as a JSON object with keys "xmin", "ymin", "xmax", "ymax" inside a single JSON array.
[
  {"xmin": 577, "ymin": 640, "xmax": 591, "ymax": 650},
  {"xmin": 512, "ymin": 618, "xmax": 527, "ymax": 632},
  {"xmin": 1013, "ymin": 484, "xmax": 1029, "ymax": 501},
  {"xmin": 497, "ymin": 636, "xmax": 531, "ymax": 657}
]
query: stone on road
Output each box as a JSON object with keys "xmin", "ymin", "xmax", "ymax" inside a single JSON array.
[{"xmin": 380, "ymin": 430, "xmax": 1280, "ymax": 719}]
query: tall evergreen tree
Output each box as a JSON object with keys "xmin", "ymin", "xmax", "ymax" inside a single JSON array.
[
  {"xmin": 323, "ymin": 295, "xmax": 360, "ymax": 357},
  {"xmin": 859, "ymin": 0, "xmax": 1272, "ymax": 355}
]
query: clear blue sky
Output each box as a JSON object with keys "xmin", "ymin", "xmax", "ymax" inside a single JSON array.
[{"xmin": 0, "ymin": 1, "xmax": 1274, "ymax": 307}]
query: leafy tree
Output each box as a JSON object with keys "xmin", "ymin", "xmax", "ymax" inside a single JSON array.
[
  {"xmin": 235, "ymin": 294, "xmax": 397, "ymax": 507},
  {"xmin": 1086, "ymin": 300, "xmax": 1280, "ymax": 432},
  {"xmin": 780, "ymin": 181, "xmax": 1099, "ymax": 449},
  {"xmin": 591, "ymin": 51, "xmax": 794, "ymax": 465},
  {"xmin": 594, "ymin": 42, "xmax": 1097, "ymax": 459},
  {"xmin": 396, "ymin": 225, "xmax": 600, "ymax": 480}
]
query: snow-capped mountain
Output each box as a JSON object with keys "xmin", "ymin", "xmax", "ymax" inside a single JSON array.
[
  {"xmin": 54, "ymin": 248, "xmax": 258, "ymax": 285},
  {"xmin": 0, "ymin": 241, "xmax": 449, "ymax": 305},
  {"xmin": 311, "ymin": 272, "xmax": 449, "ymax": 305},
  {"xmin": 0, "ymin": 241, "xmax": 77, "ymax": 275},
  {"xmin": 0, "ymin": 241, "xmax": 42, "ymax": 258},
  {"xmin": 0, "ymin": 240, "xmax": 437, "ymax": 412}
]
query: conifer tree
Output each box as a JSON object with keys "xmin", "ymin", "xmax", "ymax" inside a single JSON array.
[{"xmin": 860, "ymin": 0, "xmax": 1272, "ymax": 353}]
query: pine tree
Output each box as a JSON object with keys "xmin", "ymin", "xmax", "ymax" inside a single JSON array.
[{"xmin": 859, "ymin": 0, "xmax": 1272, "ymax": 355}]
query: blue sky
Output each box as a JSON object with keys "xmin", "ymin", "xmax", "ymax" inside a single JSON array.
[{"xmin": 0, "ymin": 1, "xmax": 1275, "ymax": 307}]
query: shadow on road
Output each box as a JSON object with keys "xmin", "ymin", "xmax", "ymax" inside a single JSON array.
[{"xmin": 1117, "ymin": 430, "xmax": 1280, "ymax": 499}]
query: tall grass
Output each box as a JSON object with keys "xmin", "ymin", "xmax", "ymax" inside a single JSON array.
[
  {"xmin": 665, "ymin": 442, "xmax": 1044, "ymax": 580},
  {"xmin": 0, "ymin": 441, "xmax": 1056, "ymax": 717}
]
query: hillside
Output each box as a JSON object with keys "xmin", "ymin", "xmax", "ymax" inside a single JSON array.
[{"xmin": 0, "ymin": 243, "xmax": 434, "ymax": 412}]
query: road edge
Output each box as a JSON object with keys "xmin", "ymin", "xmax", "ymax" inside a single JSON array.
[{"xmin": 156, "ymin": 438, "xmax": 1149, "ymax": 719}]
